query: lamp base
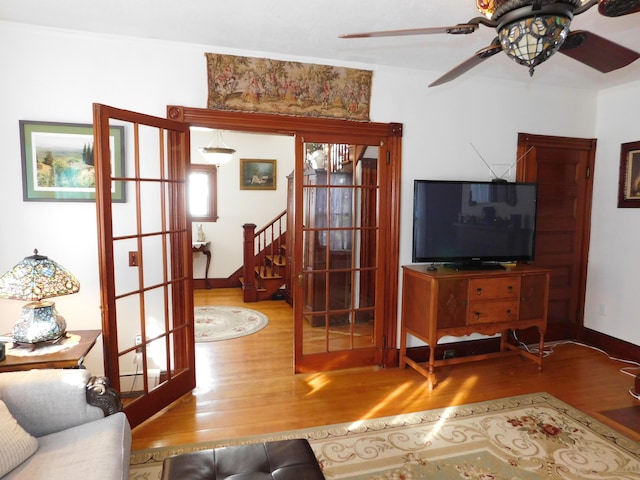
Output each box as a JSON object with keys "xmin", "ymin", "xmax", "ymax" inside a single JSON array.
[{"xmin": 12, "ymin": 301, "xmax": 67, "ymax": 344}]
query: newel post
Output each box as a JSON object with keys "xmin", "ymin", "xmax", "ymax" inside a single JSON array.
[{"xmin": 242, "ymin": 223, "xmax": 258, "ymax": 302}]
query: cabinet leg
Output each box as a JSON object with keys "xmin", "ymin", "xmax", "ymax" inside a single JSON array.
[{"xmin": 427, "ymin": 371, "xmax": 437, "ymax": 390}]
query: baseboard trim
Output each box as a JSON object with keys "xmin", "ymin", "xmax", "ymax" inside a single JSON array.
[{"xmin": 578, "ymin": 327, "xmax": 640, "ymax": 364}]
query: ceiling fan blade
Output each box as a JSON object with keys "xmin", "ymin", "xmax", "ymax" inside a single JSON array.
[
  {"xmin": 598, "ymin": 0, "xmax": 640, "ymax": 16},
  {"xmin": 429, "ymin": 43, "xmax": 502, "ymax": 88},
  {"xmin": 560, "ymin": 30, "xmax": 640, "ymax": 73},
  {"xmin": 339, "ymin": 23, "xmax": 479, "ymax": 39}
]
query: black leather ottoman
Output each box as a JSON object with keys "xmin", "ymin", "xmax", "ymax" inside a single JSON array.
[{"xmin": 161, "ymin": 439, "xmax": 325, "ymax": 480}]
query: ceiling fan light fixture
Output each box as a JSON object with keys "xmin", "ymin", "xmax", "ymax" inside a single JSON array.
[{"xmin": 499, "ymin": 14, "xmax": 571, "ymax": 75}]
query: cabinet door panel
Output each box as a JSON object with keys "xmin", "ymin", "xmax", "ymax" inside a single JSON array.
[
  {"xmin": 520, "ymin": 274, "xmax": 548, "ymax": 320},
  {"xmin": 436, "ymin": 279, "xmax": 468, "ymax": 328}
]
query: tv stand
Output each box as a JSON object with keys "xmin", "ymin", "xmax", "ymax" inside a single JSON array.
[
  {"xmin": 400, "ymin": 264, "xmax": 550, "ymax": 389},
  {"xmin": 444, "ymin": 262, "xmax": 505, "ymax": 271}
]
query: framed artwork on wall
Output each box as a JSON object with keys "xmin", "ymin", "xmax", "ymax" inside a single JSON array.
[
  {"xmin": 239, "ymin": 159, "xmax": 277, "ymax": 190},
  {"xmin": 618, "ymin": 140, "xmax": 640, "ymax": 208},
  {"xmin": 20, "ymin": 120, "xmax": 126, "ymax": 202}
]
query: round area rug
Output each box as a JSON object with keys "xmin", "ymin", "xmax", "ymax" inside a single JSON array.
[{"xmin": 194, "ymin": 306, "xmax": 268, "ymax": 342}]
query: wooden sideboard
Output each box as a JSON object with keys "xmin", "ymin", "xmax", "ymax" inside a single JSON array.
[{"xmin": 400, "ymin": 264, "xmax": 550, "ymax": 388}]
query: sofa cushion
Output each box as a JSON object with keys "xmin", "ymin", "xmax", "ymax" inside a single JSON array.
[
  {"xmin": 2, "ymin": 412, "xmax": 131, "ymax": 480},
  {"xmin": 0, "ymin": 399, "xmax": 38, "ymax": 477}
]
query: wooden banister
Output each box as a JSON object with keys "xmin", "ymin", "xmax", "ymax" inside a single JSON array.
[
  {"xmin": 242, "ymin": 210, "xmax": 287, "ymax": 302},
  {"xmin": 242, "ymin": 223, "xmax": 258, "ymax": 302}
]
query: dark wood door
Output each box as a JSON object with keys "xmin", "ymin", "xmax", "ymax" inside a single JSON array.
[
  {"xmin": 516, "ymin": 133, "xmax": 596, "ymax": 339},
  {"xmin": 94, "ymin": 104, "xmax": 196, "ymax": 428}
]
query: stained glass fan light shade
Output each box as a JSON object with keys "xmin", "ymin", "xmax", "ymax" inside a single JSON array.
[
  {"xmin": 499, "ymin": 15, "xmax": 571, "ymax": 76},
  {"xmin": 0, "ymin": 250, "xmax": 80, "ymax": 344}
]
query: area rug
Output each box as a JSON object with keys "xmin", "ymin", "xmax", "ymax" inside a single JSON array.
[
  {"xmin": 129, "ymin": 392, "xmax": 640, "ymax": 480},
  {"xmin": 194, "ymin": 306, "xmax": 268, "ymax": 342}
]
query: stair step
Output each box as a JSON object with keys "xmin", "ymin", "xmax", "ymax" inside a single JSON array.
[
  {"xmin": 255, "ymin": 266, "xmax": 282, "ymax": 279},
  {"xmin": 239, "ymin": 277, "xmax": 267, "ymax": 292},
  {"xmin": 265, "ymin": 255, "xmax": 286, "ymax": 267}
]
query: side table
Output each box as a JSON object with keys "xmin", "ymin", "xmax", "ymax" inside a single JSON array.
[
  {"xmin": 0, "ymin": 329, "xmax": 101, "ymax": 372},
  {"xmin": 192, "ymin": 241, "xmax": 212, "ymax": 289}
]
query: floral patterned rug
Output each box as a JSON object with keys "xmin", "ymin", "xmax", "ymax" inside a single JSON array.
[
  {"xmin": 129, "ymin": 392, "xmax": 640, "ymax": 480},
  {"xmin": 193, "ymin": 306, "xmax": 268, "ymax": 342}
]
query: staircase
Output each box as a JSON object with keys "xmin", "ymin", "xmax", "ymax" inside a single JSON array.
[{"xmin": 241, "ymin": 211, "xmax": 289, "ymax": 302}]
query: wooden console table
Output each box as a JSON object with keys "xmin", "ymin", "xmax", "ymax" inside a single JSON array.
[
  {"xmin": 400, "ymin": 264, "xmax": 550, "ymax": 389},
  {"xmin": 192, "ymin": 241, "xmax": 212, "ymax": 289},
  {"xmin": 0, "ymin": 329, "xmax": 101, "ymax": 372}
]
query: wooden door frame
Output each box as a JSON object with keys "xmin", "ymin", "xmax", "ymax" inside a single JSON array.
[{"xmin": 167, "ymin": 106, "xmax": 403, "ymax": 367}]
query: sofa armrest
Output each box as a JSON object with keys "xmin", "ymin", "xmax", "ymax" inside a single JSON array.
[
  {"xmin": 0, "ymin": 369, "xmax": 114, "ymax": 437},
  {"xmin": 87, "ymin": 375, "xmax": 123, "ymax": 416}
]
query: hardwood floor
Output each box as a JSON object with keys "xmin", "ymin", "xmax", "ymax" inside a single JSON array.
[{"xmin": 130, "ymin": 288, "xmax": 640, "ymax": 450}]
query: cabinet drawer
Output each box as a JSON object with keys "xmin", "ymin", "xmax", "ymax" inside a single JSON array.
[
  {"xmin": 468, "ymin": 300, "xmax": 519, "ymax": 324},
  {"xmin": 469, "ymin": 277, "xmax": 520, "ymax": 300}
]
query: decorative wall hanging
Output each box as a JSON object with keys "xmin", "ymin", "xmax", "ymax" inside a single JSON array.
[
  {"xmin": 20, "ymin": 121, "xmax": 125, "ymax": 202},
  {"xmin": 205, "ymin": 53, "xmax": 372, "ymax": 121},
  {"xmin": 240, "ymin": 159, "xmax": 277, "ymax": 190},
  {"xmin": 617, "ymin": 140, "xmax": 640, "ymax": 208}
]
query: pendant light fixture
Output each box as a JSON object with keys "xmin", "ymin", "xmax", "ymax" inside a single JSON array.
[{"xmin": 198, "ymin": 129, "xmax": 236, "ymax": 166}]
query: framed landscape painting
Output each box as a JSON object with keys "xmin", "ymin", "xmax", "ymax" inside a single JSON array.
[
  {"xmin": 20, "ymin": 120, "xmax": 126, "ymax": 202},
  {"xmin": 240, "ymin": 159, "xmax": 277, "ymax": 190}
]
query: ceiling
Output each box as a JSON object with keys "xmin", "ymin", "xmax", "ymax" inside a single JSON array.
[{"xmin": 1, "ymin": 0, "xmax": 639, "ymax": 90}]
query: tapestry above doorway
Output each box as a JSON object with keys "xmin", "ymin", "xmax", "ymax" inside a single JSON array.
[{"xmin": 205, "ymin": 52, "xmax": 372, "ymax": 121}]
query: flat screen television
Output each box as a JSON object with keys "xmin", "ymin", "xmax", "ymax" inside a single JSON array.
[{"xmin": 412, "ymin": 180, "xmax": 538, "ymax": 270}]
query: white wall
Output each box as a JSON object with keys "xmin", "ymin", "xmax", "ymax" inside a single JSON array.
[
  {"xmin": 584, "ymin": 80, "xmax": 640, "ymax": 346},
  {"xmin": 0, "ymin": 21, "xmax": 635, "ymax": 374}
]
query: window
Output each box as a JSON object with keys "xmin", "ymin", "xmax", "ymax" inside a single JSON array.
[{"xmin": 188, "ymin": 164, "xmax": 218, "ymax": 222}]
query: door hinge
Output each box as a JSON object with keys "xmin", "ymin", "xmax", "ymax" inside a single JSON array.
[
  {"xmin": 586, "ymin": 165, "xmax": 591, "ymax": 179},
  {"xmin": 386, "ymin": 150, "xmax": 390, "ymax": 165}
]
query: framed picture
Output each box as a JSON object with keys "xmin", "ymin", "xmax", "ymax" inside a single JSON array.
[
  {"xmin": 618, "ymin": 141, "xmax": 640, "ymax": 208},
  {"xmin": 240, "ymin": 159, "xmax": 277, "ymax": 190},
  {"xmin": 20, "ymin": 120, "xmax": 126, "ymax": 202}
]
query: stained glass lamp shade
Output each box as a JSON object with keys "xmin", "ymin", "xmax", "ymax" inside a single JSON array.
[
  {"xmin": 0, "ymin": 250, "xmax": 80, "ymax": 344},
  {"xmin": 499, "ymin": 14, "xmax": 571, "ymax": 76}
]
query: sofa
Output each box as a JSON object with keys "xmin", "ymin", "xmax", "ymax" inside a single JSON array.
[{"xmin": 0, "ymin": 368, "xmax": 131, "ymax": 479}]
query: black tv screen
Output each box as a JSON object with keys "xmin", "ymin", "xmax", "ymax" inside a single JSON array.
[{"xmin": 412, "ymin": 180, "xmax": 538, "ymax": 269}]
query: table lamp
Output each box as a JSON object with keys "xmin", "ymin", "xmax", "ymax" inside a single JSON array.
[{"xmin": 0, "ymin": 249, "xmax": 80, "ymax": 345}]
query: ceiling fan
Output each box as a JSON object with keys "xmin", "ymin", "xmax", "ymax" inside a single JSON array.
[{"xmin": 340, "ymin": 0, "xmax": 640, "ymax": 87}]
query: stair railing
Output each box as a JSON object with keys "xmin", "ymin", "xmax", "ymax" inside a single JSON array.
[{"xmin": 242, "ymin": 210, "xmax": 287, "ymax": 302}]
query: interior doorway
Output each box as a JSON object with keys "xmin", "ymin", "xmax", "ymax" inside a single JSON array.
[{"xmin": 173, "ymin": 105, "xmax": 403, "ymax": 373}]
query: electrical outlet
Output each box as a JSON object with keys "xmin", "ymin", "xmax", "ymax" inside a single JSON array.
[{"xmin": 443, "ymin": 349, "xmax": 456, "ymax": 359}]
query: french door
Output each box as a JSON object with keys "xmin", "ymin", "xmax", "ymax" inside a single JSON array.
[
  {"xmin": 293, "ymin": 136, "xmax": 388, "ymax": 372},
  {"xmin": 93, "ymin": 104, "xmax": 195, "ymax": 428}
]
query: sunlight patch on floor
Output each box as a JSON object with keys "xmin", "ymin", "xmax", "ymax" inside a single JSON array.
[{"xmin": 304, "ymin": 372, "xmax": 332, "ymax": 395}]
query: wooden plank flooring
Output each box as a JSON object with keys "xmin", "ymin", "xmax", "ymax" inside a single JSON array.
[{"xmin": 131, "ymin": 288, "xmax": 640, "ymax": 450}]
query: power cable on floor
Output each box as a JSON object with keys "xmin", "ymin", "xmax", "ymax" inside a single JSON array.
[{"xmin": 511, "ymin": 333, "xmax": 640, "ymax": 401}]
